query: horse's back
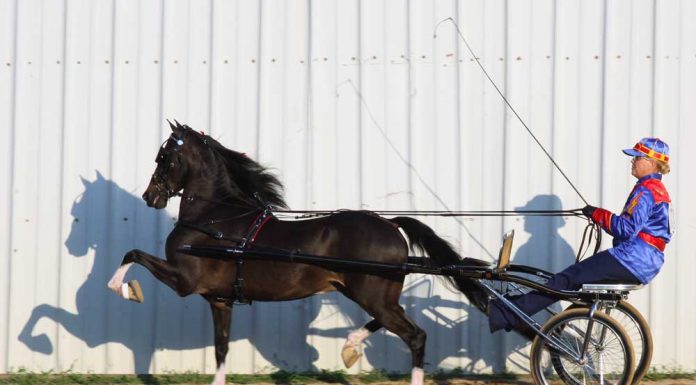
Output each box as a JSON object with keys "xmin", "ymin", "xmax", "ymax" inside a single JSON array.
[{"xmin": 272, "ymin": 210, "xmax": 408, "ymax": 262}]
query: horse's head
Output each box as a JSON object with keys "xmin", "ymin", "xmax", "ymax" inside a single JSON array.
[
  {"xmin": 143, "ymin": 120, "xmax": 288, "ymax": 210},
  {"xmin": 142, "ymin": 120, "xmax": 204, "ymax": 209}
]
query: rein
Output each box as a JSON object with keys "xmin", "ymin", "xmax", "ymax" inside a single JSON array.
[
  {"xmin": 173, "ymin": 191, "xmax": 257, "ymax": 211},
  {"xmin": 157, "ymin": 124, "xmax": 602, "ymax": 264},
  {"xmin": 272, "ymin": 208, "xmax": 586, "ymax": 219}
]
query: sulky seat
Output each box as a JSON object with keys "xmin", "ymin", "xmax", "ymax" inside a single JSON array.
[{"xmin": 580, "ymin": 283, "xmax": 644, "ymax": 293}]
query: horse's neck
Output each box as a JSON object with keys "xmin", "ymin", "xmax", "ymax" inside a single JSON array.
[
  {"xmin": 177, "ymin": 157, "xmax": 258, "ymax": 221},
  {"xmin": 177, "ymin": 185, "xmax": 255, "ymax": 222}
]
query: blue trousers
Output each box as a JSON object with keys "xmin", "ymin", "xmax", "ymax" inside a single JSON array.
[{"xmin": 488, "ymin": 250, "xmax": 640, "ymax": 333}]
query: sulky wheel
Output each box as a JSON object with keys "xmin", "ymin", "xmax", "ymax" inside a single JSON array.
[
  {"xmin": 568, "ymin": 301, "xmax": 652, "ymax": 385},
  {"xmin": 530, "ymin": 308, "xmax": 635, "ymax": 385}
]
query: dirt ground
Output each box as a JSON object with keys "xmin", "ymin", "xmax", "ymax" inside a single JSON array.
[
  {"xmin": 238, "ymin": 380, "xmax": 696, "ymax": 385},
  {"xmin": 2, "ymin": 380, "xmax": 695, "ymax": 385},
  {"xmin": 2, "ymin": 376, "xmax": 695, "ymax": 384}
]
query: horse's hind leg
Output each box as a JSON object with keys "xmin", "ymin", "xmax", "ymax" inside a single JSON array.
[
  {"xmin": 375, "ymin": 306, "xmax": 426, "ymax": 385},
  {"xmin": 108, "ymin": 249, "xmax": 192, "ymax": 302},
  {"xmin": 343, "ymin": 282, "xmax": 426, "ymax": 385},
  {"xmin": 207, "ymin": 298, "xmax": 232, "ymax": 385},
  {"xmin": 341, "ymin": 319, "xmax": 382, "ymax": 368}
]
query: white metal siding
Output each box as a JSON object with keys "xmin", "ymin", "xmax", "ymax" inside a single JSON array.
[{"xmin": 1, "ymin": 0, "xmax": 695, "ymax": 375}]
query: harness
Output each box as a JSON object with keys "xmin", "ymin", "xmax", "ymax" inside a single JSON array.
[
  {"xmin": 232, "ymin": 206, "xmax": 274, "ymax": 304},
  {"xmin": 177, "ymin": 203, "xmax": 275, "ymax": 305}
]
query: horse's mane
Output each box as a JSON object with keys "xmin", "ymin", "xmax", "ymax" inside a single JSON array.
[{"xmin": 185, "ymin": 127, "xmax": 288, "ymax": 209}]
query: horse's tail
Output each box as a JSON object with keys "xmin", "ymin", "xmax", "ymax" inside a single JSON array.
[{"xmin": 390, "ymin": 216, "xmax": 490, "ymax": 313}]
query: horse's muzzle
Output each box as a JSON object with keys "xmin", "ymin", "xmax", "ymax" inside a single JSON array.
[{"xmin": 142, "ymin": 190, "xmax": 167, "ymax": 209}]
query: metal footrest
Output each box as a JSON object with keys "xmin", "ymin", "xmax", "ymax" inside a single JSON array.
[{"xmin": 581, "ymin": 283, "xmax": 644, "ymax": 293}]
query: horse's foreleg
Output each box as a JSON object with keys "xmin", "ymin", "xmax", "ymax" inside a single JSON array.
[
  {"xmin": 108, "ymin": 249, "xmax": 191, "ymax": 302},
  {"xmin": 208, "ymin": 299, "xmax": 232, "ymax": 385},
  {"xmin": 107, "ymin": 258, "xmax": 142, "ymax": 302}
]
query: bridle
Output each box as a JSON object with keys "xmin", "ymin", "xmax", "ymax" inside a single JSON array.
[
  {"xmin": 151, "ymin": 129, "xmax": 256, "ymax": 209},
  {"xmin": 152, "ymin": 133, "xmax": 185, "ymax": 199}
]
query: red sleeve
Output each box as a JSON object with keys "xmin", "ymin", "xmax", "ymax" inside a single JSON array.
[{"xmin": 591, "ymin": 208, "xmax": 614, "ymax": 234}]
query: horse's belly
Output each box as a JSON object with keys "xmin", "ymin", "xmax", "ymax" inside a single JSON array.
[{"xmin": 239, "ymin": 263, "xmax": 340, "ymax": 301}]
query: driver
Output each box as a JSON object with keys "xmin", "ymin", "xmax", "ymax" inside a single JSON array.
[{"xmin": 488, "ymin": 137, "xmax": 672, "ymax": 336}]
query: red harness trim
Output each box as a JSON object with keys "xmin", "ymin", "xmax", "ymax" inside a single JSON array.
[
  {"xmin": 249, "ymin": 215, "xmax": 272, "ymax": 243},
  {"xmin": 638, "ymin": 232, "xmax": 666, "ymax": 252},
  {"xmin": 245, "ymin": 210, "xmax": 273, "ymax": 245}
]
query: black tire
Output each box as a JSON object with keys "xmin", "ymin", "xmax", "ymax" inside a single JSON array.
[
  {"xmin": 530, "ymin": 308, "xmax": 635, "ymax": 385},
  {"xmin": 568, "ymin": 301, "xmax": 652, "ymax": 385}
]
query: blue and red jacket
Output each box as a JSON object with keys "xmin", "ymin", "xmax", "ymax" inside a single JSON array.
[{"xmin": 591, "ymin": 173, "xmax": 672, "ymax": 283}]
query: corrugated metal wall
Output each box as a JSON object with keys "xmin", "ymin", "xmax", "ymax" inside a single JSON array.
[{"xmin": 2, "ymin": 0, "xmax": 695, "ymax": 375}]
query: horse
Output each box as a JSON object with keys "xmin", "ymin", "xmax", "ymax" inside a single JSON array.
[
  {"xmin": 107, "ymin": 121, "xmax": 489, "ymax": 385},
  {"xmin": 20, "ymin": 172, "xmax": 323, "ymax": 374}
]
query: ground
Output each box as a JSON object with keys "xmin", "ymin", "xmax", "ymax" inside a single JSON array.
[
  {"xmin": 2, "ymin": 375, "xmax": 695, "ymax": 385},
  {"xmin": 232, "ymin": 380, "xmax": 696, "ymax": 385}
]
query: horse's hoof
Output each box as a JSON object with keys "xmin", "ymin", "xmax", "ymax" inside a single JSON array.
[
  {"xmin": 341, "ymin": 345, "xmax": 362, "ymax": 368},
  {"xmin": 128, "ymin": 280, "xmax": 144, "ymax": 303}
]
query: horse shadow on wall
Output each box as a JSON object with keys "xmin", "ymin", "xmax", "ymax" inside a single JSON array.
[
  {"xmin": 18, "ymin": 173, "xmax": 575, "ymax": 374},
  {"xmin": 17, "ymin": 172, "xmax": 325, "ymax": 373}
]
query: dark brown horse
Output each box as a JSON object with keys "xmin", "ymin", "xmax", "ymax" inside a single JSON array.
[{"xmin": 108, "ymin": 121, "xmax": 489, "ymax": 385}]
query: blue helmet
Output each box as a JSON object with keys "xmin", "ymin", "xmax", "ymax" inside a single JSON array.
[{"xmin": 622, "ymin": 137, "xmax": 670, "ymax": 163}]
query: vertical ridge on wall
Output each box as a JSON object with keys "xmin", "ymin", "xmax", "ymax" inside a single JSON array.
[
  {"xmin": 11, "ymin": 0, "xmax": 43, "ymax": 371},
  {"xmin": 0, "ymin": 0, "xmax": 17, "ymax": 374}
]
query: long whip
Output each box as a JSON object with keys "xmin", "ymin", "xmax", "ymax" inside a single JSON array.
[{"xmin": 434, "ymin": 17, "xmax": 589, "ymax": 206}]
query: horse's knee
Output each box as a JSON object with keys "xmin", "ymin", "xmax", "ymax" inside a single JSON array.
[{"xmin": 122, "ymin": 249, "xmax": 143, "ymax": 264}]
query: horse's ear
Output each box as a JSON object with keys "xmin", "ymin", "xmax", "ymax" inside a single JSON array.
[
  {"xmin": 167, "ymin": 119, "xmax": 184, "ymax": 136},
  {"xmin": 80, "ymin": 175, "xmax": 90, "ymax": 187},
  {"xmin": 95, "ymin": 170, "xmax": 105, "ymax": 182}
]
